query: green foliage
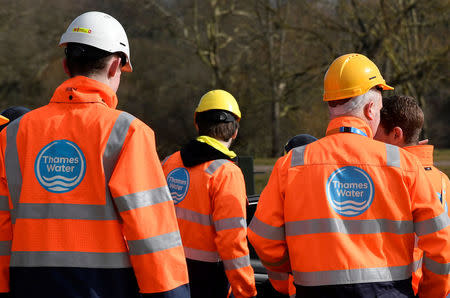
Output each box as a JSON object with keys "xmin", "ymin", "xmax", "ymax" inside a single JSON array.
[{"xmin": 0, "ymin": 0, "xmax": 448, "ymax": 157}]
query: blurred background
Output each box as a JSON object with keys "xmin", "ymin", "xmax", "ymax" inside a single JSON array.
[{"xmin": 0, "ymin": 0, "xmax": 448, "ymax": 177}]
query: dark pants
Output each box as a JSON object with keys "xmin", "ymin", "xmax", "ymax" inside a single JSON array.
[
  {"xmin": 295, "ymin": 278, "xmax": 415, "ymax": 298},
  {"xmin": 10, "ymin": 267, "xmax": 141, "ymax": 298},
  {"xmin": 186, "ymin": 258, "xmax": 230, "ymax": 298}
]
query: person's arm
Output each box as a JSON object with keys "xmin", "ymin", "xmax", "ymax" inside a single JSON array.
[
  {"xmin": 411, "ymin": 162, "xmax": 450, "ymax": 298},
  {"xmin": 248, "ymin": 156, "xmax": 290, "ymax": 274},
  {"xmin": 108, "ymin": 117, "xmax": 189, "ymax": 297},
  {"xmin": 267, "ymin": 269, "xmax": 290, "ymax": 295},
  {"xmin": 212, "ymin": 164, "xmax": 257, "ymax": 298},
  {"xmin": 0, "ymin": 134, "xmax": 11, "ymax": 295}
]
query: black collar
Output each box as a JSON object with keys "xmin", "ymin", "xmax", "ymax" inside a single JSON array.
[{"xmin": 180, "ymin": 139, "xmax": 234, "ymax": 167}]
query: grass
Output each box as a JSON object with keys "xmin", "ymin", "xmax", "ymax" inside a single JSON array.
[
  {"xmin": 254, "ymin": 172, "xmax": 271, "ymax": 194},
  {"xmin": 435, "ymin": 148, "xmax": 450, "ymax": 161},
  {"xmin": 252, "ymin": 148, "xmax": 450, "ymax": 194}
]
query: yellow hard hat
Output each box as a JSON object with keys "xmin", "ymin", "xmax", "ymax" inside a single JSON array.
[
  {"xmin": 323, "ymin": 53, "xmax": 394, "ymax": 101},
  {"xmin": 195, "ymin": 89, "xmax": 241, "ymax": 120},
  {"xmin": 0, "ymin": 115, "xmax": 8, "ymax": 126}
]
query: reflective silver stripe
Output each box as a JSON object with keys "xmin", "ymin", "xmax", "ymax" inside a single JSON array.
[
  {"xmin": 16, "ymin": 203, "xmax": 117, "ymax": 220},
  {"xmin": 293, "ymin": 263, "xmax": 413, "ymax": 286},
  {"xmin": 386, "ymin": 144, "xmax": 401, "ymax": 168},
  {"xmin": 128, "ymin": 231, "xmax": 182, "ymax": 255},
  {"xmin": 184, "ymin": 246, "xmax": 220, "ymax": 262},
  {"xmin": 223, "ymin": 254, "xmax": 251, "ymax": 271},
  {"xmin": 286, "ymin": 218, "xmax": 413, "ymax": 236},
  {"xmin": 115, "ymin": 186, "xmax": 173, "ymax": 213},
  {"xmin": 161, "ymin": 156, "xmax": 170, "ymax": 166},
  {"xmin": 104, "ymin": 112, "xmax": 135, "ymax": 219},
  {"xmin": 249, "ymin": 217, "xmax": 285, "ymax": 241},
  {"xmin": 413, "ymin": 257, "xmax": 423, "ymax": 272},
  {"xmin": 103, "ymin": 112, "xmax": 135, "ymax": 182},
  {"xmin": 175, "ymin": 206, "xmax": 212, "ymax": 226},
  {"xmin": 0, "ymin": 240, "xmax": 11, "ymax": 256},
  {"xmin": 10, "ymin": 251, "xmax": 131, "ymax": 268},
  {"xmin": 0, "ymin": 196, "xmax": 9, "ymax": 211},
  {"xmin": 205, "ymin": 159, "xmax": 229, "ymax": 175},
  {"xmin": 5, "ymin": 116, "xmax": 24, "ymax": 221},
  {"xmin": 267, "ymin": 269, "xmax": 289, "ymax": 281},
  {"xmin": 414, "ymin": 212, "xmax": 450, "ymax": 236},
  {"xmin": 423, "ymin": 256, "xmax": 450, "ymax": 275},
  {"xmin": 214, "ymin": 217, "xmax": 246, "ymax": 232},
  {"xmin": 291, "ymin": 145, "xmax": 307, "ymax": 167}
]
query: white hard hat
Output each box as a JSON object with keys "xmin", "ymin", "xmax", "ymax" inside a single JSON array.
[{"xmin": 59, "ymin": 11, "xmax": 132, "ymax": 72}]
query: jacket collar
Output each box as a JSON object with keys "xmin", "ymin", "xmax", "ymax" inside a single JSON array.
[
  {"xmin": 326, "ymin": 116, "xmax": 373, "ymax": 139},
  {"xmin": 196, "ymin": 136, "xmax": 237, "ymax": 159},
  {"xmin": 180, "ymin": 139, "xmax": 235, "ymax": 167},
  {"xmin": 50, "ymin": 76, "xmax": 118, "ymax": 109},
  {"xmin": 404, "ymin": 145, "xmax": 434, "ymax": 167}
]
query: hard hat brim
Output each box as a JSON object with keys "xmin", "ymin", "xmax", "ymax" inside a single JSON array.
[
  {"xmin": 379, "ymin": 83, "xmax": 394, "ymax": 91},
  {"xmin": 0, "ymin": 115, "xmax": 9, "ymax": 126}
]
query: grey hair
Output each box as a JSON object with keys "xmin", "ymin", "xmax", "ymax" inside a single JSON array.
[{"xmin": 328, "ymin": 88, "xmax": 380, "ymax": 117}]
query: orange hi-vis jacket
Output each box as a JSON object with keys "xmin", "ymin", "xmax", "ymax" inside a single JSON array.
[
  {"xmin": 405, "ymin": 145, "xmax": 450, "ymax": 294},
  {"xmin": 267, "ymin": 270, "xmax": 295, "ymax": 297},
  {"xmin": 162, "ymin": 139, "xmax": 257, "ymax": 298},
  {"xmin": 0, "ymin": 76, "xmax": 189, "ymax": 297},
  {"xmin": 248, "ymin": 116, "xmax": 450, "ymax": 298}
]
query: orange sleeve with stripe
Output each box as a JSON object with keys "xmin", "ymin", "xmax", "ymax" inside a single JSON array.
[
  {"xmin": 248, "ymin": 155, "xmax": 291, "ymax": 274},
  {"xmin": 212, "ymin": 164, "xmax": 257, "ymax": 298},
  {"xmin": 409, "ymin": 161, "xmax": 450, "ymax": 298},
  {"xmin": 108, "ymin": 120, "xmax": 188, "ymax": 294},
  {"xmin": 0, "ymin": 133, "xmax": 11, "ymax": 293}
]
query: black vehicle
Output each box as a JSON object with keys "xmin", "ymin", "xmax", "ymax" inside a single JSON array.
[{"xmin": 247, "ymin": 194, "xmax": 289, "ymax": 298}]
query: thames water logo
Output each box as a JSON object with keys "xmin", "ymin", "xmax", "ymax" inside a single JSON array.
[
  {"xmin": 167, "ymin": 168, "xmax": 189, "ymax": 205},
  {"xmin": 35, "ymin": 140, "xmax": 86, "ymax": 193},
  {"xmin": 326, "ymin": 166, "xmax": 374, "ymax": 217}
]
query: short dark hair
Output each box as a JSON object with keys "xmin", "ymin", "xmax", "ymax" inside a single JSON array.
[
  {"xmin": 380, "ymin": 95, "xmax": 424, "ymax": 145},
  {"xmin": 65, "ymin": 43, "xmax": 123, "ymax": 77},
  {"xmin": 195, "ymin": 110, "xmax": 239, "ymax": 141}
]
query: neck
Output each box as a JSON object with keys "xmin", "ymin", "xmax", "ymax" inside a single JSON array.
[
  {"xmin": 219, "ymin": 138, "xmax": 232, "ymax": 149},
  {"xmin": 86, "ymin": 73, "xmax": 109, "ymax": 87}
]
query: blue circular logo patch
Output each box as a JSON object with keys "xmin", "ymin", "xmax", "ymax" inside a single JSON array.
[
  {"xmin": 35, "ymin": 140, "xmax": 86, "ymax": 193},
  {"xmin": 326, "ymin": 166, "xmax": 374, "ymax": 217},
  {"xmin": 167, "ymin": 168, "xmax": 190, "ymax": 205}
]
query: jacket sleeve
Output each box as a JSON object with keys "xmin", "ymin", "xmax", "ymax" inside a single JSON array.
[
  {"xmin": 411, "ymin": 162, "xmax": 450, "ymax": 298},
  {"xmin": 0, "ymin": 133, "xmax": 11, "ymax": 293},
  {"xmin": 108, "ymin": 119, "xmax": 189, "ymax": 297},
  {"xmin": 211, "ymin": 164, "xmax": 257, "ymax": 298},
  {"xmin": 267, "ymin": 269, "xmax": 290, "ymax": 295},
  {"xmin": 248, "ymin": 156, "xmax": 290, "ymax": 274}
]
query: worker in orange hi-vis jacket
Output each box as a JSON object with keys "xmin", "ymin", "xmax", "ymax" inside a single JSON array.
[
  {"xmin": 374, "ymin": 94, "xmax": 450, "ymax": 295},
  {"xmin": 0, "ymin": 11, "xmax": 189, "ymax": 298},
  {"xmin": 268, "ymin": 134, "xmax": 318, "ymax": 298},
  {"xmin": 248, "ymin": 53, "xmax": 450, "ymax": 298},
  {"xmin": 162, "ymin": 90, "xmax": 257, "ymax": 298}
]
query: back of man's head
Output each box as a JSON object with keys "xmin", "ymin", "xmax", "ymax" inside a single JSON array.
[
  {"xmin": 379, "ymin": 95, "xmax": 424, "ymax": 146},
  {"xmin": 65, "ymin": 43, "xmax": 123, "ymax": 77},
  {"xmin": 327, "ymin": 88, "xmax": 381, "ymax": 118},
  {"xmin": 59, "ymin": 11, "xmax": 132, "ymax": 77},
  {"xmin": 195, "ymin": 110, "xmax": 239, "ymax": 142},
  {"xmin": 284, "ymin": 134, "xmax": 318, "ymax": 154}
]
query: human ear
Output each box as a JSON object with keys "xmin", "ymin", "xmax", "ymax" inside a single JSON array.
[
  {"xmin": 364, "ymin": 101, "xmax": 375, "ymax": 120},
  {"xmin": 62, "ymin": 58, "xmax": 71, "ymax": 76},
  {"xmin": 107, "ymin": 56, "xmax": 121, "ymax": 78}
]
